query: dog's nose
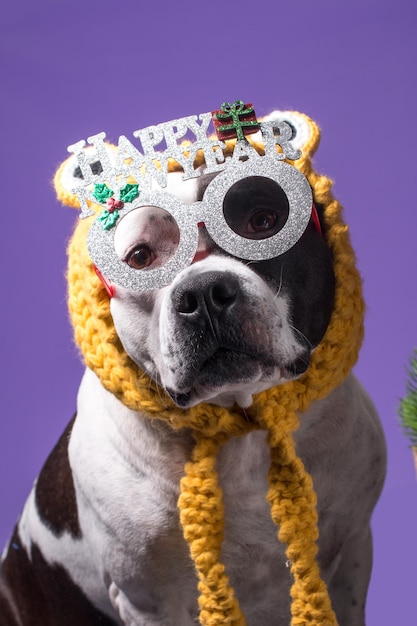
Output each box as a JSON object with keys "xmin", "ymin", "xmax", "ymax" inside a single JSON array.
[{"xmin": 172, "ymin": 272, "xmax": 240, "ymax": 320}]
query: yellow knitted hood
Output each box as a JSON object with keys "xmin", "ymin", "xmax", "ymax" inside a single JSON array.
[{"xmin": 54, "ymin": 109, "xmax": 364, "ymax": 626}]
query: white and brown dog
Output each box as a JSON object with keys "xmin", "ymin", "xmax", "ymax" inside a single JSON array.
[{"xmin": 0, "ymin": 109, "xmax": 386, "ymax": 626}]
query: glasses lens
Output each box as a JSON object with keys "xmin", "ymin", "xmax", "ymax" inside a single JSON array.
[
  {"xmin": 222, "ymin": 176, "xmax": 289, "ymax": 240},
  {"xmin": 114, "ymin": 206, "xmax": 180, "ymax": 272}
]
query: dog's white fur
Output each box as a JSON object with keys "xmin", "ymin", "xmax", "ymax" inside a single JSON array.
[
  {"xmin": 16, "ymin": 369, "xmax": 385, "ymax": 625},
  {"xmin": 3, "ymin": 171, "xmax": 386, "ymax": 625}
]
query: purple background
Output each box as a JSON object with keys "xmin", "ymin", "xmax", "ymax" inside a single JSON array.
[{"xmin": 1, "ymin": 1, "xmax": 416, "ymax": 622}]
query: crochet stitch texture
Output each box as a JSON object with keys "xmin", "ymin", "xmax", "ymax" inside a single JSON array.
[{"xmin": 55, "ymin": 111, "xmax": 364, "ymax": 626}]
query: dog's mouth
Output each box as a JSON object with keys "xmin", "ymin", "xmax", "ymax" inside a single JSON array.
[
  {"xmin": 167, "ymin": 389, "xmax": 194, "ymax": 407},
  {"xmin": 165, "ymin": 347, "xmax": 310, "ymax": 408}
]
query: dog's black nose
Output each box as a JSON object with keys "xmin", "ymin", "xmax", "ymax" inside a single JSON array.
[{"xmin": 172, "ymin": 272, "xmax": 240, "ymax": 320}]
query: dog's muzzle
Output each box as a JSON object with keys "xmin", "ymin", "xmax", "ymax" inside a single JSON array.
[{"xmin": 161, "ymin": 268, "xmax": 309, "ymax": 407}]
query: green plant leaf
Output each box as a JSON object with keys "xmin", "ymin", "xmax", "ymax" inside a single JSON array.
[{"xmin": 399, "ymin": 348, "xmax": 417, "ymax": 447}]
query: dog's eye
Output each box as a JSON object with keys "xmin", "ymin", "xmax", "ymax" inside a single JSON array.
[
  {"xmin": 222, "ymin": 176, "xmax": 289, "ymax": 241},
  {"xmin": 114, "ymin": 206, "xmax": 180, "ymax": 271},
  {"xmin": 126, "ymin": 245, "xmax": 154, "ymax": 270},
  {"xmin": 248, "ymin": 210, "xmax": 277, "ymax": 233}
]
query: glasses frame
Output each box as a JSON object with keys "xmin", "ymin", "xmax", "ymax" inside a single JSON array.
[{"xmin": 87, "ymin": 157, "xmax": 313, "ymax": 292}]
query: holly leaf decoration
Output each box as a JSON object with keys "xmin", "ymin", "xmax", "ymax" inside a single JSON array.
[
  {"xmin": 98, "ymin": 208, "xmax": 120, "ymax": 231},
  {"xmin": 93, "ymin": 183, "xmax": 114, "ymax": 204},
  {"xmin": 120, "ymin": 183, "xmax": 140, "ymax": 203}
]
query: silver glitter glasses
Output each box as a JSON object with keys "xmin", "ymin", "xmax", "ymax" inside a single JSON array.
[{"xmin": 87, "ymin": 155, "xmax": 313, "ymax": 291}]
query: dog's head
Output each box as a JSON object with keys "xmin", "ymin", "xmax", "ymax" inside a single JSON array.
[
  {"xmin": 56, "ymin": 106, "xmax": 336, "ymax": 409},
  {"xmin": 109, "ymin": 171, "xmax": 334, "ymax": 408}
]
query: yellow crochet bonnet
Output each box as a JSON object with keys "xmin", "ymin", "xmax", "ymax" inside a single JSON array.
[{"xmin": 54, "ymin": 106, "xmax": 364, "ymax": 626}]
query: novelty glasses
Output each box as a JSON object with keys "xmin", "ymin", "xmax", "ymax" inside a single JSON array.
[{"xmin": 87, "ymin": 156, "xmax": 314, "ymax": 292}]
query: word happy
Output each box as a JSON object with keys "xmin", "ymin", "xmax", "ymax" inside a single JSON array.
[{"xmin": 68, "ymin": 103, "xmax": 302, "ymax": 218}]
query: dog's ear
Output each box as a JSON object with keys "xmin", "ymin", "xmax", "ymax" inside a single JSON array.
[
  {"xmin": 260, "ymin": 110, "xmax": 320, "ymax": 159},
  {"xmin": 53, "ymin": 143, "xmax": 117, "ymax": 209}
]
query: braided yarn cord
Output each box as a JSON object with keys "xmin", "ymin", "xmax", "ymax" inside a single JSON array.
[
  {"xmin": 178, "ymin": 433, "xmax": 246, "ymax": 626},
  {"xmin": 57, "ymin": 112, "xmax": 364, "ymax": 625}
]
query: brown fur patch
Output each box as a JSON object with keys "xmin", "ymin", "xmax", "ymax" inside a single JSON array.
[
  {"xmin": 0, "ymin": 529, "xmax": 116, "ymax": 625},
  {"xmin": 35, "ymin": 416, "xmax": 81, "ymax": 538}
]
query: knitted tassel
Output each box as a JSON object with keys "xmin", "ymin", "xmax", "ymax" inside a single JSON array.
[
  {"xmin": 178, "ymin": 434, "xmax": 246, "ymax": 626},
  {"xmin": 178, "ymin": 422, "xmax": 337, "ymax": 626},
  {"xmin": 267, "ymin": 427, "xmax": 337, "ymax": 626}
]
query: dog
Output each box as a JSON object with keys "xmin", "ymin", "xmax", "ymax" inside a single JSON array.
[{"xmin": 0, "ymin": 109, "xmax": 386, "ymax": 626}]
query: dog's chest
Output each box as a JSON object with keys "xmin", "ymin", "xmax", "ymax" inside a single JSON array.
[{"xmin": 66, "ymin": 370, "xmax": 292, "ymax": 622}]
